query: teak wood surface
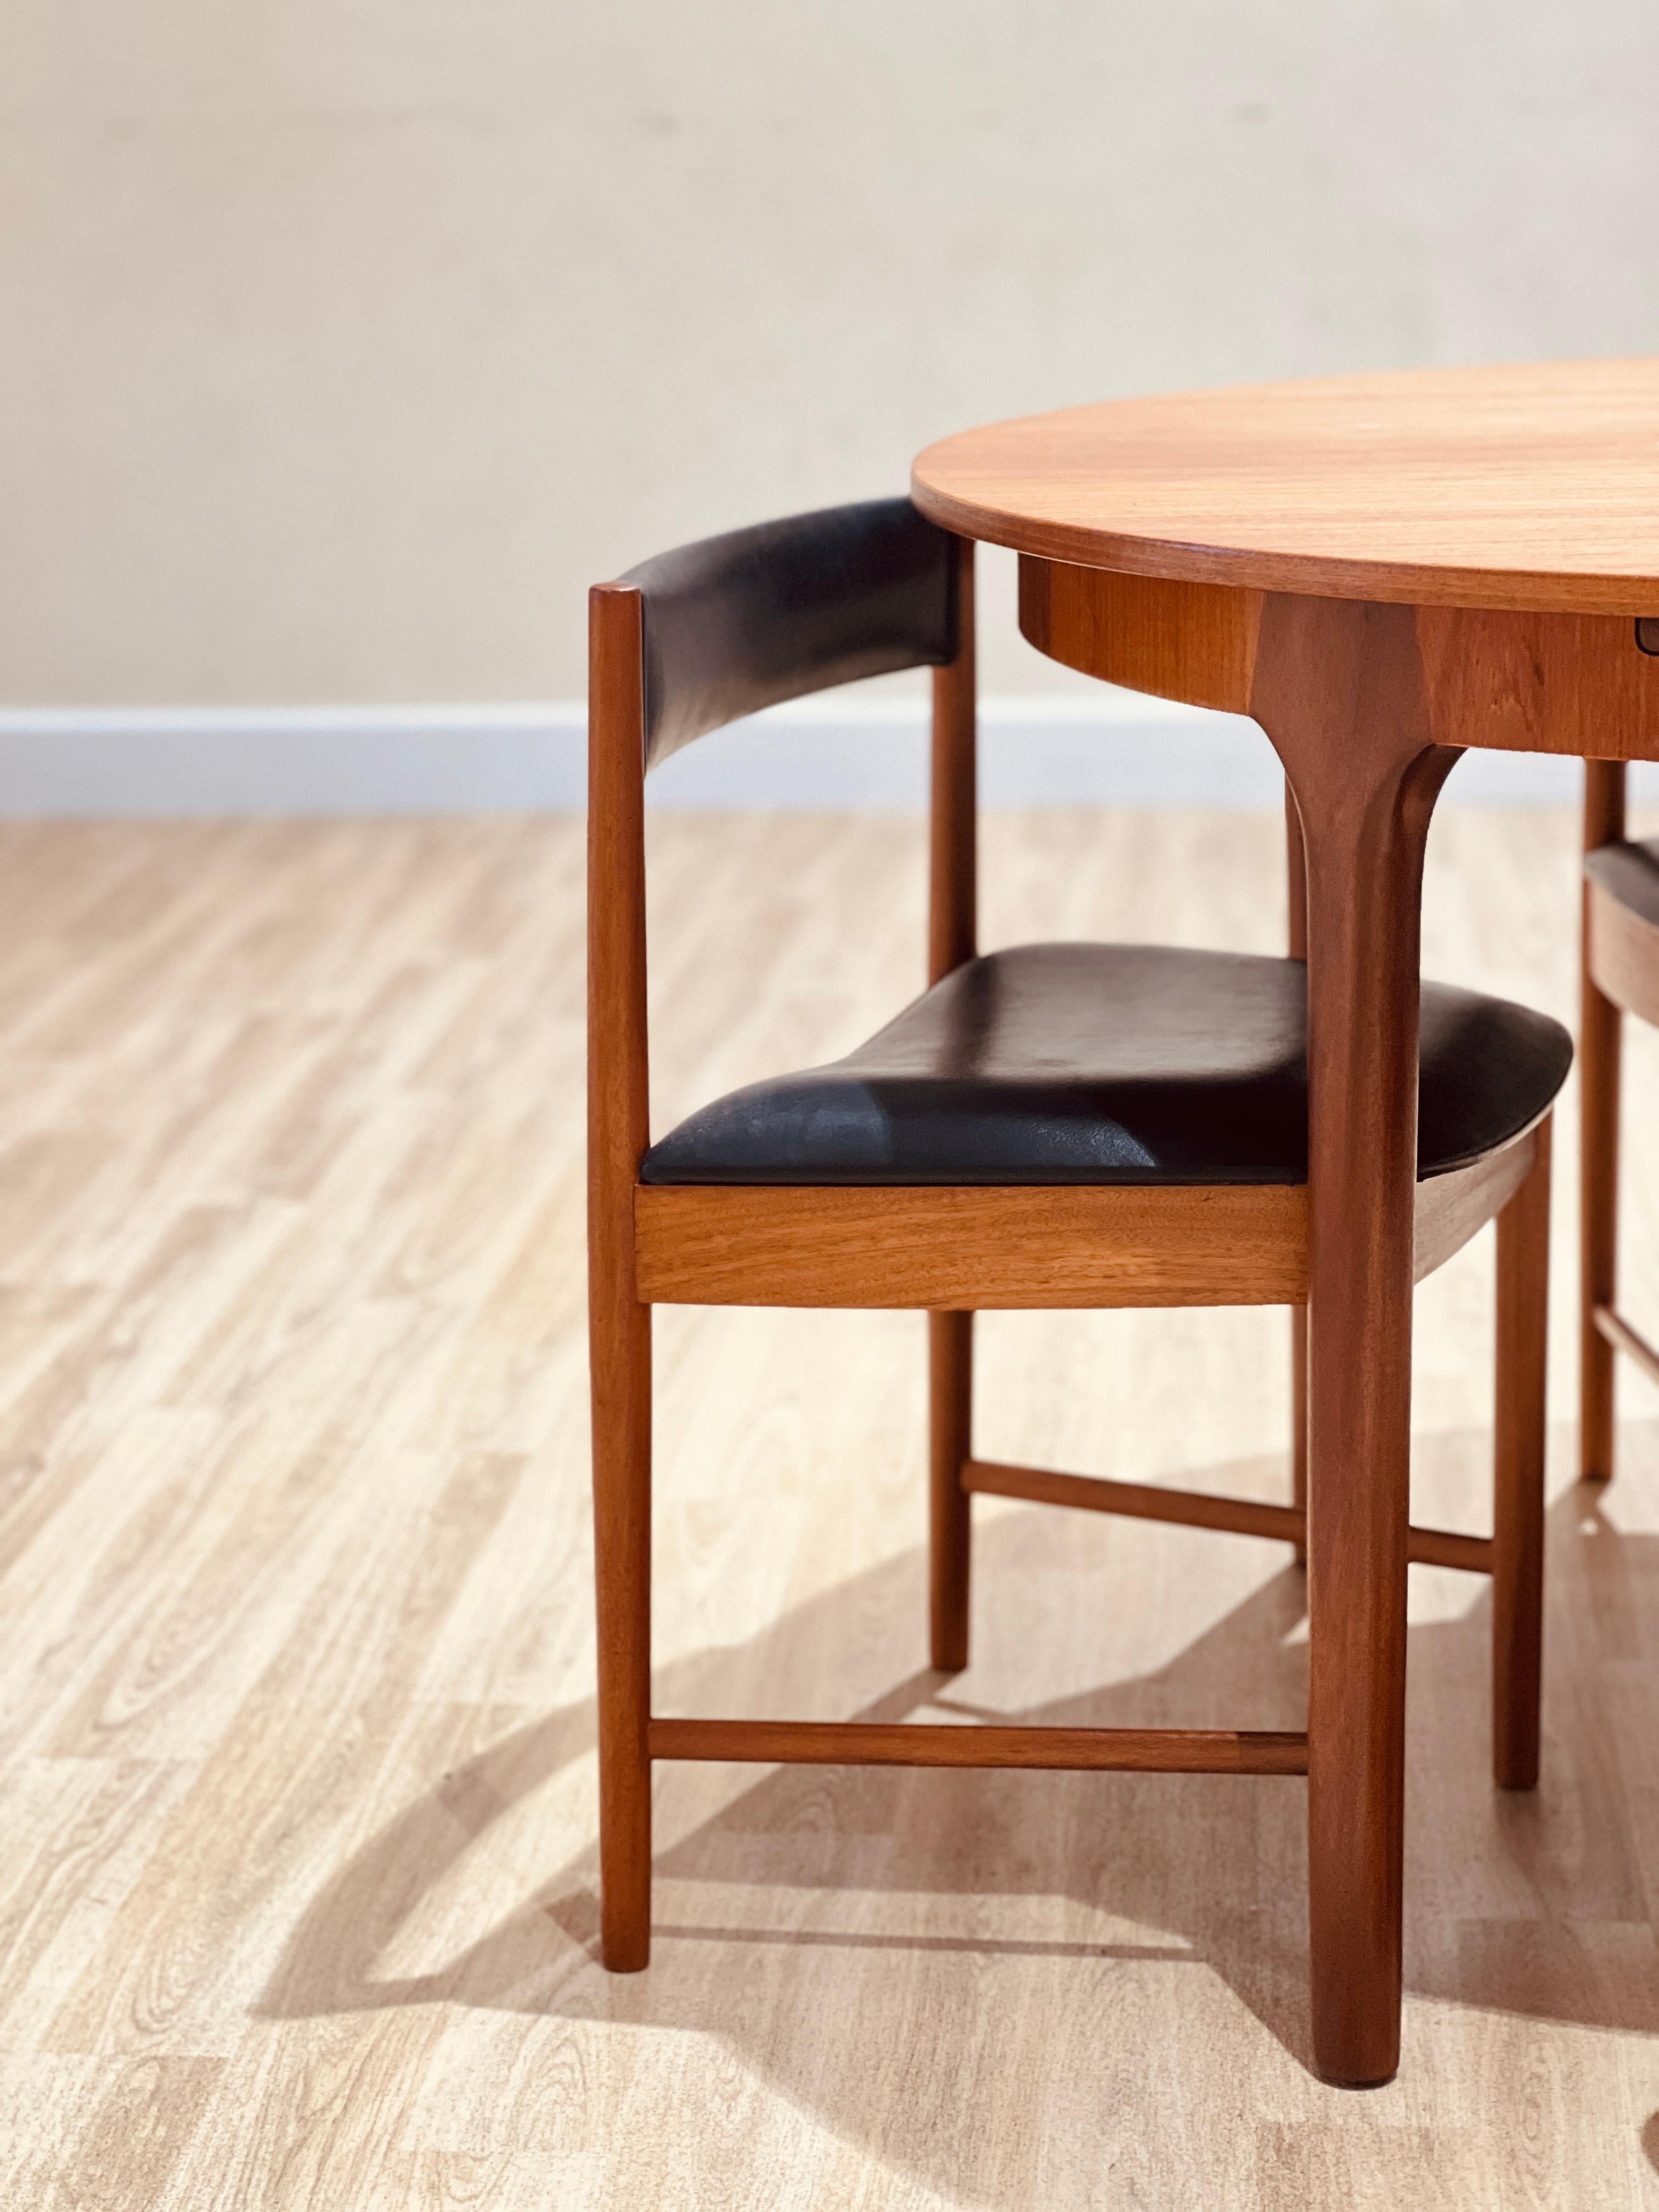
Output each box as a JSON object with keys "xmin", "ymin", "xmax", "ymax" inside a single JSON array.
[
  {"xmin": 915, "ymin": 363, "xmax": 1659, "ymax": 2085},
  {"xmin": 913, "ymin": 359, "xmax": 1659, "ymax": 613},
  {"xmin": 633, "ymin": 1133, "xmax": 1536, "ymax": 1310}
]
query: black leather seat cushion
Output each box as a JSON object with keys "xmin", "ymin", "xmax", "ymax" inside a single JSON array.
[
  {"xmin": 1585, "ymin": 838, "xmax": 1659, "ymax": 930},
  {"xmin": 641, "ymin": 943, "xmax": 1572, "ymax": 1187}
]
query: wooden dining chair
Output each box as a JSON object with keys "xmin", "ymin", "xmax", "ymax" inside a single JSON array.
[
  {"xmin": 1579, "ymin": 710, "xmax": 1659, "ymax": 1481},
  {"xmin": 588, "ymin": 498, "xmax": 1572, "ymax": 1999}
]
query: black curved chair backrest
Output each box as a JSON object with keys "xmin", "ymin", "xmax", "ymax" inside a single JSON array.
[
  {"xmin": 588, "ymin": 496, "xmax": 977, "ymax": 1207},
  {"xmin": 619, "ymin": 498, "xmax": 962, "ymax": 770}
]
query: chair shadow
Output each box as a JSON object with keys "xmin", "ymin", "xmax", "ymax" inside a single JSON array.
[{"xmin": 258, "ymin": 1447, "xmax": 1659, "ymax": 2190}]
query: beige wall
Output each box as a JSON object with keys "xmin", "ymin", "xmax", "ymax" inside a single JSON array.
[{"xmin": 3, "ymin": 2, "xmax": 1657, "ymax": 705}]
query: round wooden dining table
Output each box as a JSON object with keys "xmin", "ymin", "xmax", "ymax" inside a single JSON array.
[{"xmin": 912, "ymin": 359, "xmax": 1659, "ymax": 2087}]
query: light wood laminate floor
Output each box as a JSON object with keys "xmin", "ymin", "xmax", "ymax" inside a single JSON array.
[{"xmin": 2, "ymin": 809, "xmax": 1659, "ymax": 2210}]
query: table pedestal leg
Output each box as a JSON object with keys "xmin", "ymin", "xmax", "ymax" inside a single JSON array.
[{"xmin": 1252, "ymin": 597, "xmax": 1460, "ymax": 2087}]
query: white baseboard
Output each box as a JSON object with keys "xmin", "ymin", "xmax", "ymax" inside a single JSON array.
[{"xmin": 0, "ymin": 695, "xmax": 1633, "ymax": 814}]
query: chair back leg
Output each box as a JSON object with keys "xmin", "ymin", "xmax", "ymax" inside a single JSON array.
[
  {"xmin": 924, "ymin": 535, "xmax": 977, "ymax": 1675},
  {"xmin": 929, "ymin": 1310, "xmax": 973, "ymax": 1671},
  {"xmin": 1493, "ymin": 1116, "xmax": 1551, "ymax": 1790}
]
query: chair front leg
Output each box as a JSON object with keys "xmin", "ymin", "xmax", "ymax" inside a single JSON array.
[{"xmin": 1493, "ymin": 1118, "xmax": 1551, "ymax": 1791}]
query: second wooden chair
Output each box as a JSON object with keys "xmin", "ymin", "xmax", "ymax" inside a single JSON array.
[{"xmin": 1579, "ymin": 716, "xmax": 1659, "ymax": 1479}]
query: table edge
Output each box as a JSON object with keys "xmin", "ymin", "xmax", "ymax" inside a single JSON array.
[{"xmin": 910, "ymin": 475, "xmax": 1659, "ymax": 619}]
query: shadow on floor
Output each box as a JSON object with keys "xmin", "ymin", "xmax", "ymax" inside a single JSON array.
[{"xmin": 257, "ymin": 1452, "xmax": 1659, "ymax": 2192}]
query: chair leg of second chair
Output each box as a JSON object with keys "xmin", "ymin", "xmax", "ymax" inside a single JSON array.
[
  {"xmin": 929, "ymin": 1309, "xmax": 973, "ymax": 1672},
  {"xmin": 1492, "ymin": 1119, "xmax": 1551, "ymax": 1791}
]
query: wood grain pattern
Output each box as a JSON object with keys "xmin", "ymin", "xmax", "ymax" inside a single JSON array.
[
  {"xmin": 586, "ymin": 582, "xmax": 654, "ymax": 1969},
  {"xmin": 1018, "ymin": 560, "xmax": 1659, "ymax": 760},
  {"xmin": 634, "ymin": 1136, "xmax": 1537, "ymax": 1313},
  {"xmin": 0, "ymin": 809, "xmax": 1647, "ymax": 2208},
  {"xmin": 634, "ymin": 1180, "xmax": 1310, "ymax": 1307},
  {"xmin": 1019, "ymin": 558, "xmax": 1261, "ymax": 712},
  {"xmin": 1250, "ymin": 593, "xmax": 1462, "ymax": 2087},
  {"xmin": 650, "ymin": 1716, "xmax": 1310, "ymax": 1776},
  {"xmin": 1417, "ymin": 607, "xmax": 1659, "ymax": 763},
  {"xmin": 915, "ymin": 360, "xmax": 1659, "ymax": 613}
]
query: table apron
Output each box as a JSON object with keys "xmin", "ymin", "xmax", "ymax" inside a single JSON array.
[{"xmin": 1019, "ymin": 555, "xmax": 1659, "ymax": 761}]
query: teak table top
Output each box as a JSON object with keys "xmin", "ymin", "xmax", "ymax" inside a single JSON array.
[{"xmin": 912, "ymin": 358, "xmax": 1659, "ymax": 616}]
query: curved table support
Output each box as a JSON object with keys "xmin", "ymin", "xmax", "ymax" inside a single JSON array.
[
  {"xmin": 919, "ymin": 366, "xmax": 1659, "ymax": 2089},
  {"xmin": 1251, "ymin": 595, "xmax": 1461, "ymax": 2087},
  {"xmin": 1021, "ymin": 557, "xmax": 1659, "ymax": 2086}
]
